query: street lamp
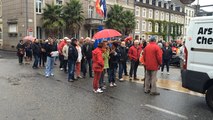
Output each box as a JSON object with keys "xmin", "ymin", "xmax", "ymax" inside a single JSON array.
[{"xmin": 180, "ymin": 0, "xmax": 195, "ymax": 4}]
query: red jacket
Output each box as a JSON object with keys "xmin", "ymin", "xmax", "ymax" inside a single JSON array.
[
  {"xmin": 58, "ymin": 40, "xmax": 67, "ymax": 54},
  {"xmin": 143, "ymin": 42, "xmax": 162, "ymax": 71},
  {"xmin": 128, "ymin": 46, "xmax": 142, "ymax": 61},
  {"xmin": 92, "ymin": 48, "xmax": 104, "ymax": 72}
]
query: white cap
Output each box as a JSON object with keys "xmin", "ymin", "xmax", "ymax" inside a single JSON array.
[
  {"xmin": 64, "ymin": 37, "xmax": 69, "ymax": 40},
  {"xmin": 134, "ymin": 40, "xmax": 139, "ymax": 43},
  {"xmin": 67, "ymin": 39, "xmax": 71, "ymax": 42},
  {"xmin": 91, "ymin": 39, "xmax": 95, "ymax": 42}
]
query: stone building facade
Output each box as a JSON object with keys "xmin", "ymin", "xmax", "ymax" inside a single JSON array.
[
  {"xmin": 135, "ymin": 0, "xmax": 185, "ymax": 41},
  {"xmin": 1, "ymin": 0, "xmax": 134, "ymax": 50}
]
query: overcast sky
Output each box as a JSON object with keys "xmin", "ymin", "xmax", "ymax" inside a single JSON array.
[{"xmin": 192, "ymin": 0, "xmax": 213, "ymax": 12}]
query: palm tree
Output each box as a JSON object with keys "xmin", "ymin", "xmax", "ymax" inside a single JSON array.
[
  {"xmin": 63, "ymin": 0, "xmax": 85, "ymax": 38},
  {"xmin": 122, "ymin": 10, "xmax": 136, "ymax": 35},
  {"xmin": 105, "ymin": 5, "xmax": 124, "ymax": 34},
  {"xmin": 42, "ymin": 3, "xmax": 65, "ymax": 37},
  {"xmin": 106, "ymin": 5, "xmax": 136, "ymax": 36}
]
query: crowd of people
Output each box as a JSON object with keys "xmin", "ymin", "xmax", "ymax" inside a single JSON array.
[{"xmin": 16, "ymin": 36, "xmax": 184, "ymax": 95}]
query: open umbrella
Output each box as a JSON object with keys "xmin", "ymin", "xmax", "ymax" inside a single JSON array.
[
  {"xmin": 93, "ymin": 29, "xmax": 122, "ymax": 39},
  {"xmin": 23, "ymin": 36, "xmax": 36, "ymax": 42},
  {"xmin": 124, "ymin": 36, "xmax": 133, "ymax": 42}
]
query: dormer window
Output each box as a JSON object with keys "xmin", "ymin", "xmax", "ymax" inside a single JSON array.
[{"xmin": 56, "ymin": 0, "xmax": 63, "ymax": 5}]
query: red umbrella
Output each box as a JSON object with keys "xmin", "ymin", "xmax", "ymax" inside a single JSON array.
[
  {"xmin": 124, "ymin": 36, "xmax": 133, "ymax": 42},
  {"xmin": 23, "ymin": 36, "xmax": 36, "ymax": 42},
  {"xmin": 93, "ymin": 29, "xmax": 122, "ymax": 39}
]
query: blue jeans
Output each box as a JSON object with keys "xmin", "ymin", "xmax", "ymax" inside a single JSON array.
[
  {"xmin": 45, "ymin": 56, "xmax": 54, "ymax": 76},
  {"xmin": 33, "ymin": 55, "xmax": 40, "ymax": 68},
  {"xmin": 68, "ymin": 60, "xmax": 76, "ymax": 80}
]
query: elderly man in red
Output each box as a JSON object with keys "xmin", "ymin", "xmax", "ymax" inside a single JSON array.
[
  {"xmin": 143, "ymin": 36, "xmax": 162, "ymax": 95},
  {"xmin": 58, "ymin": 37, "xmax": 69, "ymax": 71},
  {"xmin": 128, "ymin": 40, "xmax": 142, "ymax": 81}
]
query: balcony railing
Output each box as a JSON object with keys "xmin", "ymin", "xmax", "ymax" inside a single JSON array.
[{"xmin": 85, "ymin": 18, "xmax": 104, "ymax": 26}]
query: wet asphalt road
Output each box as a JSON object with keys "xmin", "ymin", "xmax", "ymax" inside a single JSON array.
[{"xmin": 0, "ymin": 51, "xmax": 212, "ymax": 120}]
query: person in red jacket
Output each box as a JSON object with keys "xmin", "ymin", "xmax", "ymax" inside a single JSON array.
[
  {"xmin": 92, "ymin": 42, "xmax": 106, "ymax": 93},
  {"xmin": 128, "ymin": 40, "xmax": 142, "ymax": 80},
  {"xmin": 143, "ymin": 36, "xmax": 162, "ymax": 95},
  {"xmin": 58, "ymin": 37, "xmax": 69, "ymax": 70}
]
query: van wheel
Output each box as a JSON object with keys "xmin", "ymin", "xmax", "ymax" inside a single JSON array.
[{"xmin": 206, "ymin": 86, "xmax": 213, "ymax": 111}]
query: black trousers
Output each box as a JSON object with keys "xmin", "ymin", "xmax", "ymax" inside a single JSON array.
[
  {"xmin": 161, "ymin": 59, "xmax": 170, "ymax": 72},
  {"xmin": 39, "ymin": 53, "xmax": 47, "ymax": 67},
  {"xmin": 129, "ymin": 60, "xmax": 139, "ymax": 78},
  {"xmin": 63, "ymin": 60, "xmax": 68, "ymax": 72},
  {"xmin": 59, "ymin": 54, "xmax": 64, "ymax": 68},
  {"xmin": 18, "ymin": 56, "xmax": 23, "ymax": 64}
]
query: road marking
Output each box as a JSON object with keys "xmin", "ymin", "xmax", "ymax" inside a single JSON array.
[{"xmin": 144, "ymin": 104, "xmax": 188, "ymax": 120}]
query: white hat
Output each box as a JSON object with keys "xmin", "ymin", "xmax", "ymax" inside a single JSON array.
[
  {"xmin": 91, "ymin": 39, "xmax": 95, "ymax": 42},
  {"xmin": 64, "ymin": 37, "xmax": 69, "ymax": 40},
  {"xmin": 134, "ymin": 40, "xmax": 139, "ymax": 43},
  {"xmin": 67, "ymin": 39, "xmax": 71, "ymax": 42}
]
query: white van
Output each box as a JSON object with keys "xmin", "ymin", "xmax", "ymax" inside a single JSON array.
[{"xmin": 181, "ymin": 16, "xmax": 213, "ymax": 111}]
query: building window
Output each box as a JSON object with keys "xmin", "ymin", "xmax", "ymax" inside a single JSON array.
[
  {"xmin": 175, "ymin": 15, "xmax": 177, "ymax": 23},
  {"xmin": 171, "ymin": 26, "xmax": 173, "ymax": 34},
  {"xmin": 88, "ymin": 6, "xmax": 94, "ymax": 18},
  {"xmin": 171, "ymin": 14, "xmax": 174, "ymax": 22},
  {"xmin": 178, "ymin": 17, "xmax": 180, "ymax": 23},
  {"xmin": 142, "ymin": 8, "xmax": 146, "ymax": 17},
  {"xmin": 36, "ymin": 0, "xmax": 43, "ymax": 13},
  {"xmin": 135, "ymin": 7, "xmax": 140, "ymax": 17},
  {"xmin": 142, "ymin": 21, "xmax": 146, "ymax": 31},
  {"xmin": 56, "ymin": 0, "xmax": 63, "ymax": 5},
  {"xmin": 161, "ymin": 12, "xmax": 164, "ymax": 20},
  {"xmin": 155, "ymin": 23, "xmax": 158, "ymax": 32},
  {"xmin": 189, "ymin": 10, "xmax": 191, "ymax": 17},
  {"xmin": 136, "ymin": 20, "xmax": 139, "ymax": 30},
  {"xmin": 148, "ymin": 22, "xmax": 152, "ymax": 32},
  {"xmin": 192, "ymin": 11, "xmax": 194, "ymax": 17},
  {"xmin": 8, "ymin": 24, "xmax": 17, "ymax": 33},
  {"xmin": 166, "ymin": 13, "xmax": 169, "ymax": 21},
  {"xmin": 36, "ymin": 27, "xmax": 42, "ymax": 39},
  {"xmin": 155, "ymin": 11, "xmax": 159, "ymax": 20},
  {"xmin": 149, "ymin": 0, "xmax": 152, "ymax": 5},
  {"xmin": 149, "ymin": 9, "xmax": 153, "ymax": 19},
  {"xmin": 143, "ymin": 0, "xmax": 146, "ymax": 3},
  {"xmin": 0, "ymin": 0, "xmax": 2, "ymax": 17},
  {"xmin": 124, "ymin": 0, "xmax": 129, "ymax": 5},
  {"xmin": 0, "ymin": 27, "xmax": 2, "ymax": 39}
]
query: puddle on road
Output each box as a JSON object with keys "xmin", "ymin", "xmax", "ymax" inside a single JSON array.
[
  {"xmin": 7, "ymin": 77, "xmax": 21, "ymax": 86},
  {"xmin": 122, "ymin": 76, "xmax": 204, "ymax": 97}
]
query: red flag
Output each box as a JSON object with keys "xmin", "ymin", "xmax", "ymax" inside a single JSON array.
[{"xmin": 96, "ymin": 0, "xmax": 107, "ymax": 17}]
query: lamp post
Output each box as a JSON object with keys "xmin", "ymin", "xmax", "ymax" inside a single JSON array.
[{"xmin": 25, "ymin": 0, "xmax": 28, "ymax": 36}]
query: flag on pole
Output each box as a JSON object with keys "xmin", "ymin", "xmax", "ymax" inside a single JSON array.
[{"xmin": 96, "ymin": 0, "xmax": 107, "ymax": 18}]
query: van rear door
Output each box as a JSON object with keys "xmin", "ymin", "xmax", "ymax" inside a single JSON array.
[{"xmin": 187, "ymin": 20, "xmax": 213, "ymax": 76}]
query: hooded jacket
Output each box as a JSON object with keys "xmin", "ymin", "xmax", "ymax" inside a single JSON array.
[
  {"xmin": 143, "ymin": 42, "xmax": 163, "ymax": 71},
  {"xmin": 92, "ymin": 48, "xmax": 104, "ymax": 72}
]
